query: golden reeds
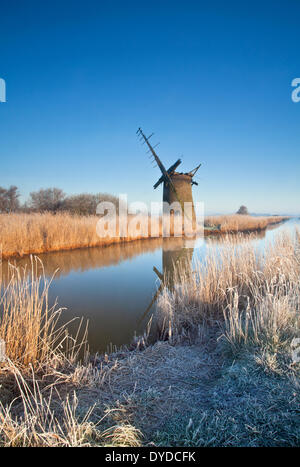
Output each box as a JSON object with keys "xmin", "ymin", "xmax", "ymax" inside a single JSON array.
[
  {"xmin": 0, "ymin": 212, "xmax": 286, "ymax": 259},
  {"xmin": 0, "ymin": 257, "xmax": 141, "ymax": 447},
  {"xmin": 157, "ymin": 230, "xmax": 300, "ymax": 347},
  {"xmin": 205, "ymin": 214, "xmax": 286, "ymax": 233},
  {"xmin": 0, "ymin": 257, "xmax": 87, "ymax": 369}
]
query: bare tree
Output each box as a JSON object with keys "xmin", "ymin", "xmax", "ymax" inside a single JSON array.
[
  {"xmin": 0, "ymin": 187, "xmax": 7, "ymax": 212},
  {"xmin": 0, "ymin": 185, "xmax": 20, "ymax": 212},
  {"xmin": 62, "ymin": 192, "xmax": 119, "ymax": 215},
  {"xmin": 29, "ymin": 188, "xmax": 66, "ymax": 212},
  {"xmin": 236, "ymin": 205, "xmax": 249, "ymax": 215},
  {"xmin": 6, "ymin": 186, "xmax": 20, "ymax": 212}
]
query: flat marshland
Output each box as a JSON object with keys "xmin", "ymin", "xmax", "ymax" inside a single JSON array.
[
  {"xmin": 0, "ymin": 226, "xmax": 299, "ymax": 446},
  {"xmin": 205, "ymin": 214, "xmax": 286, "ymax": 233},
  {"xmin": 0, "ymin": 212, "xmax": 286, "ymax": 259}
]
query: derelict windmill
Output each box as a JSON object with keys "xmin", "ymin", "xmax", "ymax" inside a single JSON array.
[{"xmin": 136, "ymin": 128, "xmax": 201, "ymax": 219}]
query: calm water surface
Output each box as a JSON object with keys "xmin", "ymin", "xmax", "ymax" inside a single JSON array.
[{"xmin": 4, "ymin": 218, "xmax": 299, "ymax": 354}]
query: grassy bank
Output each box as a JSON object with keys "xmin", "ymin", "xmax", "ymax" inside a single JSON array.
[
  {"xmin": 205, "ymin": 214, "xmax": 286, "ymax": 233},
  {"xmin": 0, "ymin": 261, "xmax": 141, "ymax": 446},
  {"xmin": 0, "ymin": 229, "xmax": 299, "ymax": 446},
  {"xmin": 0, "ymin": 212, "xmax": 286, "ymax": 259},
  {"xmin": 0, "ymin": 212, "xmax": 149, "ymax": 259}
]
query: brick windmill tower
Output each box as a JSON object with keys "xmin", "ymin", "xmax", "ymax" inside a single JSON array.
[{"xmin": 137, "ymin": 128, "xmax": 201, "ymax": 219}]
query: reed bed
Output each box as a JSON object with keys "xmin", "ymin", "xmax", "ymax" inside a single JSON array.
[
  {"xmin": 0, "ymin": 212, "xmax": 189, "ymax": 259},
  {"xmin": 0, "ymin": 212, "xmax": 149, "ymax": 259},
  {"xmin": 151, "ymin": 229, "xmax": 299, "ymax": 446},
  {"xmin": 0, "ymin": 212, "xmax": 286, "ymax": 259},
  {"xmin": 0, "ymin": 259, "xmax": 87, "ymax": 369},
  {"xmin": 156, "ymin": 229, "xmax": 300, "ymax": 348},
  {"xmin": 205, "ymin": 214, "xmax": 286, "ymax": 233}
]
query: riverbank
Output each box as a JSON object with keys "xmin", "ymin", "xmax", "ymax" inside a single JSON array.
[
  {"xmin": 0, "ymin": 212, "xmax": 287, "ymax": 259},
  {"xmin": 205, "ymin": 214, "xmax": 287, "ymax": 234},
  {"xmin": 0, "ymin": 228, "xmax": 299, "ymax": 446}
]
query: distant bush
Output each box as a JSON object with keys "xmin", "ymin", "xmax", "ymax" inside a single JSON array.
[
  {"xmin": 62, "ymin": 192, "xmax": 119, "ymax": 215},
  {"xmin": 28, "ymin": 188, "xmax": 66, "ymax": 213},
  {"xmin": 0, "ymin": 185, "xmax": 20, "ymax": 213},
  {"xmin": 236, "ymin": 205, "xmax": 249, "ymax": 215},
  {"xmin": 27, "ymin": 188, "xmax": 119, "ymax": 215}
]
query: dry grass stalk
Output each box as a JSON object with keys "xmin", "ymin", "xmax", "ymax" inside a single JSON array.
[
  {"xmin": 0, "ymin": 360, "xmax": 141, "ymax": 447},
  {"xmin": 0, "ymin": 256, "xmax": 86, "ymax": 369}
]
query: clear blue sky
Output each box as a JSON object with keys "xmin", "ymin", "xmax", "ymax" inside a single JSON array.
[{"xmin": 0, "ymin": 0, "xmax": 299, "ymax": 214}]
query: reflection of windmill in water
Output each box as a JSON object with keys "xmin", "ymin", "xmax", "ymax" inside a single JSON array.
[
  {"xmin": 160, "ymin": 238, "xmax": 195, "ymax": 289},
  {"xmin": 140, "ymin": 238, "xmax": 195, "ymax": 322},
  {"xmin": 136, "ymin": 128, "xmax": 201, "ymax": 222}
]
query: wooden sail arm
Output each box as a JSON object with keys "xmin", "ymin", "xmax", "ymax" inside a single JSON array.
[
  {"xmin": 187, "ymin": 164, "xmax": 201, "ymax": 177},
  {"xmin": 153, "ymin": 158, "xmax": 182, "ymax": 189},
  {"xmin": 137, "ymin": 266, "xmax": 165, "ymax": 324},
  {"xmin": 153, "ymin": 266, "xmax": 164, "ymax": 282},
  {"xmin": 137, "ymin": 128, "xmax": 168, "ymax": 176}
]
